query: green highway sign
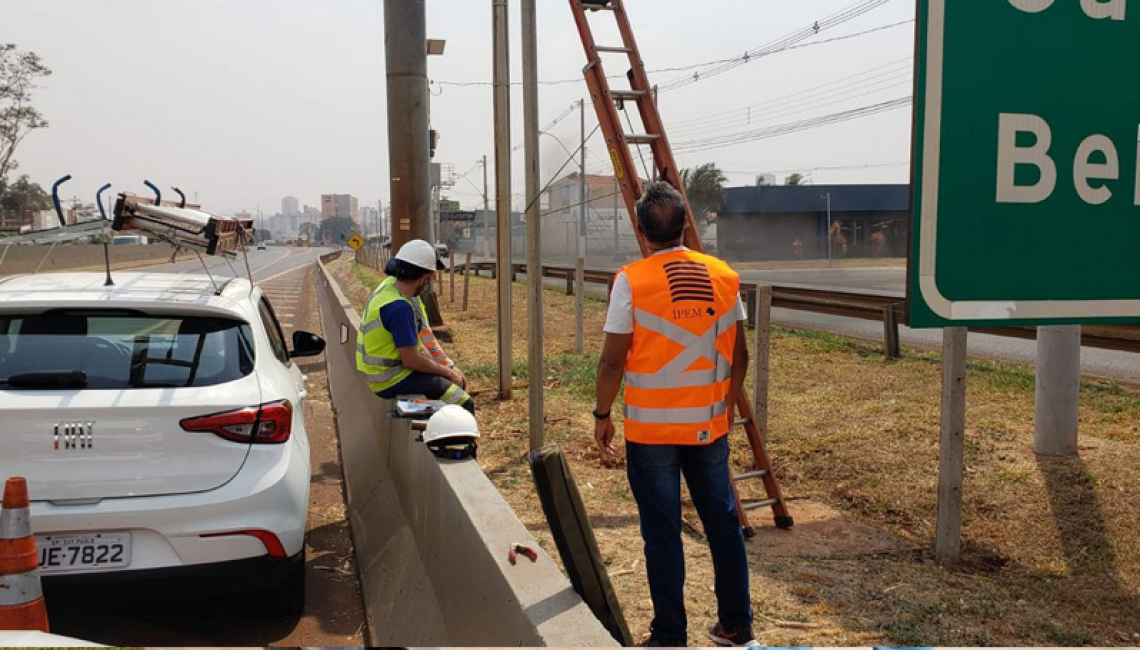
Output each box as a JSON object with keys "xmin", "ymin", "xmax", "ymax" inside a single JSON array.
[{"xmin": 910, "ymin": 0, "xmax": 1140, "ymax": 328}]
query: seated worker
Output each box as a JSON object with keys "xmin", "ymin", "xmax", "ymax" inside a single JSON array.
[{"xmin": 356, "ymin": 239, "xmax": 473, "ymax": 413}]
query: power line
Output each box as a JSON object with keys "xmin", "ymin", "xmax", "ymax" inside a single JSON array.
[
  {"xmin": 673, "ymin": 96, "xmax": 912, "ymax": 154},
  {"xmin": 431, "ymin": 4, "xmax": 908, "ymax": 93},
  {"xmin": 668, "ymin": 56, "xmax": 911, "ymax": 131},
  {"xmin": 655, "ymin": 2, "xmax": 903, "ymax": 93}
]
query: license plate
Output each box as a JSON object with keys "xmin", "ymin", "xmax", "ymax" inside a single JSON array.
[{"xmin": 35, "ymin": 532, "xmax": 131, "ymax": 574}]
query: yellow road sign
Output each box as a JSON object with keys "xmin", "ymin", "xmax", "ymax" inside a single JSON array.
[{"xmin": 348, "ymin": 234, "xmax": 364, "ymax": 251}]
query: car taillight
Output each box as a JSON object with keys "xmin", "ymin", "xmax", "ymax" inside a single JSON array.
[
  {"xmin": 201, "ymin": 529, "xmax": 287, "ymax": 558},
  {"xmin": 180, "ymin": 400, "xmax": 293, "ymax": 444}
]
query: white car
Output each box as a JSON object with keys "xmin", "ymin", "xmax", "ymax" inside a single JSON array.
[{"xmin": 0, "ymin": 272, "xmax": 325, "ymax": 615}]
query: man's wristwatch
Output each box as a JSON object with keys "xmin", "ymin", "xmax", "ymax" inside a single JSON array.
[{"xmin": 592, "ymin": 408, "xmax": 611, "ymax": 421}]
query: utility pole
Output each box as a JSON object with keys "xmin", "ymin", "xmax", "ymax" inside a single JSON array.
[
  {"xmin": 482, "ymin": 155, "xmax": 491, "ymax": 259},
  {"xmin": 575, "ymin": 98, "xmax": 586, "ymax": 354},
  {"xmin": 613, "ymin": 176, "xmax": 620, "ymax": 259},
  {"xmin": 523, "ymin": 0, "xmax": 543, "ymax": 449},
  {"xmin": 579, "ymin": 99, "xmax": 587, "ymax": 260},
  {"xmin": 493, "ymin": 0, "xmax": 513, "ymax": 400},
  {"xmin": 384, "ymin": 0, "xmax": 431, "ymax": 252}
]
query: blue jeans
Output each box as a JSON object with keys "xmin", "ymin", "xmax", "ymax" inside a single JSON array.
[{"xmin": 626, "ymin": 435, "xmax": 751, "ymax": 644}]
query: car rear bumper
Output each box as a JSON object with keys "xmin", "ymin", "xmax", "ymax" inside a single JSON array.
[
  {"xmin": 43, "ymin": 550, "xmax": 303, "ymax": 601},
  {"xmin": 26, "ymin": 437, "xmax": 310, "ymax": 576}
]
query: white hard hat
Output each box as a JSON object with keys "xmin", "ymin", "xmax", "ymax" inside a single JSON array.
[
  {"xmin": 395, "ymin": 239, "xmax": 445, "ymax": 271},
  {"xmin": 423, "ymin": 404, "xmax": 480, "ymax": 460}
]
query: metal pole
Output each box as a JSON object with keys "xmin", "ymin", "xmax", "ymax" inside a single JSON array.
[
  {"xmin": 1034, "ymin": 326, "xmax": 1081, "ymax": 457},
  {"xmin": 493, "ymin": 0, "xmax": 513, "ymax": 400},
  {"xmin": 483, "ymin": 155, "xmax": 491, "ymax": 259},
  {"xmin": 523, "ymin": 0, "xmax": 543, "ymax": 449},
  {"xmin": 384, "ymin": 0, "xmax": 431, "ymax": 251},
  {"xmin": 826, "ymin": 192, "xmax": 833, "ymax": 268},
  {"xmin": 575, "ymin": 257, "xmax": 585, "ymax": 354},
  {"xmin": 935, "ymin": 327, "xmax": 968, "ymax": 566}
]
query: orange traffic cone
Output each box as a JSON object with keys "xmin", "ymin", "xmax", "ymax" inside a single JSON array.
[{"xmin": 0, "ymin": 477, "xmax": 49, "ymax": 632}]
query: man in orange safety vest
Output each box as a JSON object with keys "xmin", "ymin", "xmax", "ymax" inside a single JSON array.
[{"xmin": 593, "ymin": 181, "xmax": 755, "ymax": 647}]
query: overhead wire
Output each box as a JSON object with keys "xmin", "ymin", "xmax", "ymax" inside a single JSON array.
[{"xmin": 673, "ymin": 96, "xmax": 912, "ymax": 154}]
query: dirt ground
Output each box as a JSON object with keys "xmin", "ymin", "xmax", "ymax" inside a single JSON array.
[{"xmin": 333, "ymin": 257, "xmax": 1140, "ymax": 648}]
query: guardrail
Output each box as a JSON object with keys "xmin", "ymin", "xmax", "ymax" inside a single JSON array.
[{"xmin": 355, "ymin": 252, "xmax": 1140, "ymax": 357}]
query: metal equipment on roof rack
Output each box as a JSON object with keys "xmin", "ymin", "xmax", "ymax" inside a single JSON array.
[{"xmin": 112, "ymin": 193, "xmax": 254, "ymax": 255}]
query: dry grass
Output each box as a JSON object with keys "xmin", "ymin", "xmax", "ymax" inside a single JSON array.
[{"xmin": 332, "ymin": 257, "xmax": 1140, "ymax": 648}]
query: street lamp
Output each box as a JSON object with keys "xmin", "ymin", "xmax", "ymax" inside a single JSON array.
[{"xmin": 426, "ymin": 39, "xmax": 447, "ymax": 56}]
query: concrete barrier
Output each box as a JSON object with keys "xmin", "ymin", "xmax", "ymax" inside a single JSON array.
[
  {"xmin": 315, "ymin": 258, "xmax": 617, "ymax": 647},
  {"xmin": 0, "ymin": 244, "xmax": 185, "ymax": 276}
]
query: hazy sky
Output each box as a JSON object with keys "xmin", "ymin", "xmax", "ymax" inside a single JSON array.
[{"xmin": 6, "ymin": 0, "xmax": 916, "ymax": 216}]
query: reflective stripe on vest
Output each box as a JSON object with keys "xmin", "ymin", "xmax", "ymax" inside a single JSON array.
[
  {"xmin": 624, "ymin": 399, "xmax": 728, "ymax": 424},
  {"xmin": 441, "ymin": 382, "xmax": 471, "ymax": 405},
  {"xmin": 621, "ymin": 249, "xmax": 740, "ymax": 445}
]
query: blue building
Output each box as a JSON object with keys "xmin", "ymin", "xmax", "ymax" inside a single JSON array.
[{"xmin": 716, "ymin": 184, "xmax": 910, "ymax": 262}]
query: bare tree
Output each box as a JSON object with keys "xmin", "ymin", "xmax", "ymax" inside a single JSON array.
[{"xmin": 0, "ymin": 44, "xmax": 52, "ymax": 181}]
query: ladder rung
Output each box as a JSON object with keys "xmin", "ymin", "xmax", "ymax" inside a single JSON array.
[
  {"xmin": 742, "ymin": 498, "xmax": 779, "ymax": 511},
  {"xmin": 582, "ymin": 0, "xmax": 614, "ymax": 8},
  {"xmin": 733, "ymin": 469, "xmax": 769, "ymax": 482},
  {"xmin": 596, "ymin": 46, "xmax": 633, "ymax": 54},
  {"xmin": 734, "ymin": 418, "xmax": 751, "ymax": 426},
  {"xmin": 611, "ymin": 89, "xmax": 646, "ymax": 101},
  {"xmin": 625, "ymin": 134, "xmax": 660, "ymax": 145}
]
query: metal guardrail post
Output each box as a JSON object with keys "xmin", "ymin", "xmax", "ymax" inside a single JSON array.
[{"xmin": 884, "ymin": 304, "xmax": 902, "ymax": 359}]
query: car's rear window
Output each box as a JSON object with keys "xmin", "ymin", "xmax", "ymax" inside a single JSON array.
[{"xmin": 0, "ymin": 310, "xmax": 255, "ymax": 390}]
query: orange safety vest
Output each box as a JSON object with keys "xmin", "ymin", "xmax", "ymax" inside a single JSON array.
[{"xmin": 621, "ymin": 249, "xmax": 740, "ymax": 445}]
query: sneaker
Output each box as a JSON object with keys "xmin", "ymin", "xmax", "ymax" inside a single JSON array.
[{"xmin": 708, "ymin": 622, "xmax": 759, "ymax": 647}]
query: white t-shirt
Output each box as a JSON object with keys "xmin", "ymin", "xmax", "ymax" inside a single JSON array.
[{"xmin": 604, "ymin": 246, "xmax": 747, "ymax": 335}]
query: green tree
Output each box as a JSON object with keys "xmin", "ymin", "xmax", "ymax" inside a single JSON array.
[
  {"xmin": 785, "ymin": 173, "xmax": 805, "ymax": 186},
  {"xmin": 0, "ymin": 174, "xmax": 50, "ymax": 212},
  {"xmin": 680, "ymin": 163, "xmax": 726, "ymax": 235},
  {"xmin": 319, "ymin": 217, "xmax": 357, "ymax": 245},
  {"xmin": 1, "ymin": 44, "xmax": 52, "ymax": 181}
]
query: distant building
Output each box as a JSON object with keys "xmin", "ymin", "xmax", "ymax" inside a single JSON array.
[
  {"xmin": 542, "ymin": 172, "xmax": 639, "ymax": 259},
  {"xmin": 281, "ymin": 196, "xmax": 299, "ymax": 216},
  {"xmin": 716, "ymin": 184, "xmax": 910, "ymax": 262},
  {"xmin": 321, "ymin": 194, "xmax": 359, "ymax": 221}
]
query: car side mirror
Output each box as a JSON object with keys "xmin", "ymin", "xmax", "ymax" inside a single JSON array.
[{"xmin": 289, "ymin": 331, "xmax": 326, "ymax": 358}]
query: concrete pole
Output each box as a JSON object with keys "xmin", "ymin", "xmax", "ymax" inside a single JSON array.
[
  {"xmin": 493, "ymin": 0, "xmax": 513, "ymax": 400},
  {"xmin": 935, "ymin": 327, "xmax": 968, "ymax": 566},
  {"xmin": 384, "ymin": 0, "xmax": 431, "ymax": 251},
  {"xmin": 753, "ymin": 285, "xmax": 772, "ymax": 443},
  {"xmin": 579, "ymin": 99, "xmax": 588, "ymax": 261},
  {"xmin": 1035, "ymin": 326, "xmax": 1081, "ymax": 456},
  {"xmin": 574, "ymin": 99, "xmax": 586, "ymax": 354},
  {"xmin": 613, "ymin": 176, "xmax": 620, "ymax": 259},
  {"xmin": 483, "ymin": 155, "xmax": 491, "ymax": 259},
  {"xmin": 522, "ymin": 0, "xmax": 544, "ymax": 450}
]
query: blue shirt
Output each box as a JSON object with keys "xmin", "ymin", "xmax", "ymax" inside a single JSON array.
[{"xmin": 379, "ymin": 299, "xmax": 419, "ymax": 349}]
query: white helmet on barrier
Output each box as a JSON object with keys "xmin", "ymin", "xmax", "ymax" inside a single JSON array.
[
  {"xmin": 394, "ymin": 239, "xmax": 446, "ymax": 271},
  {"xmin": 423, "ymin": 404, "xmax": 480, "ymax": 460}
]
